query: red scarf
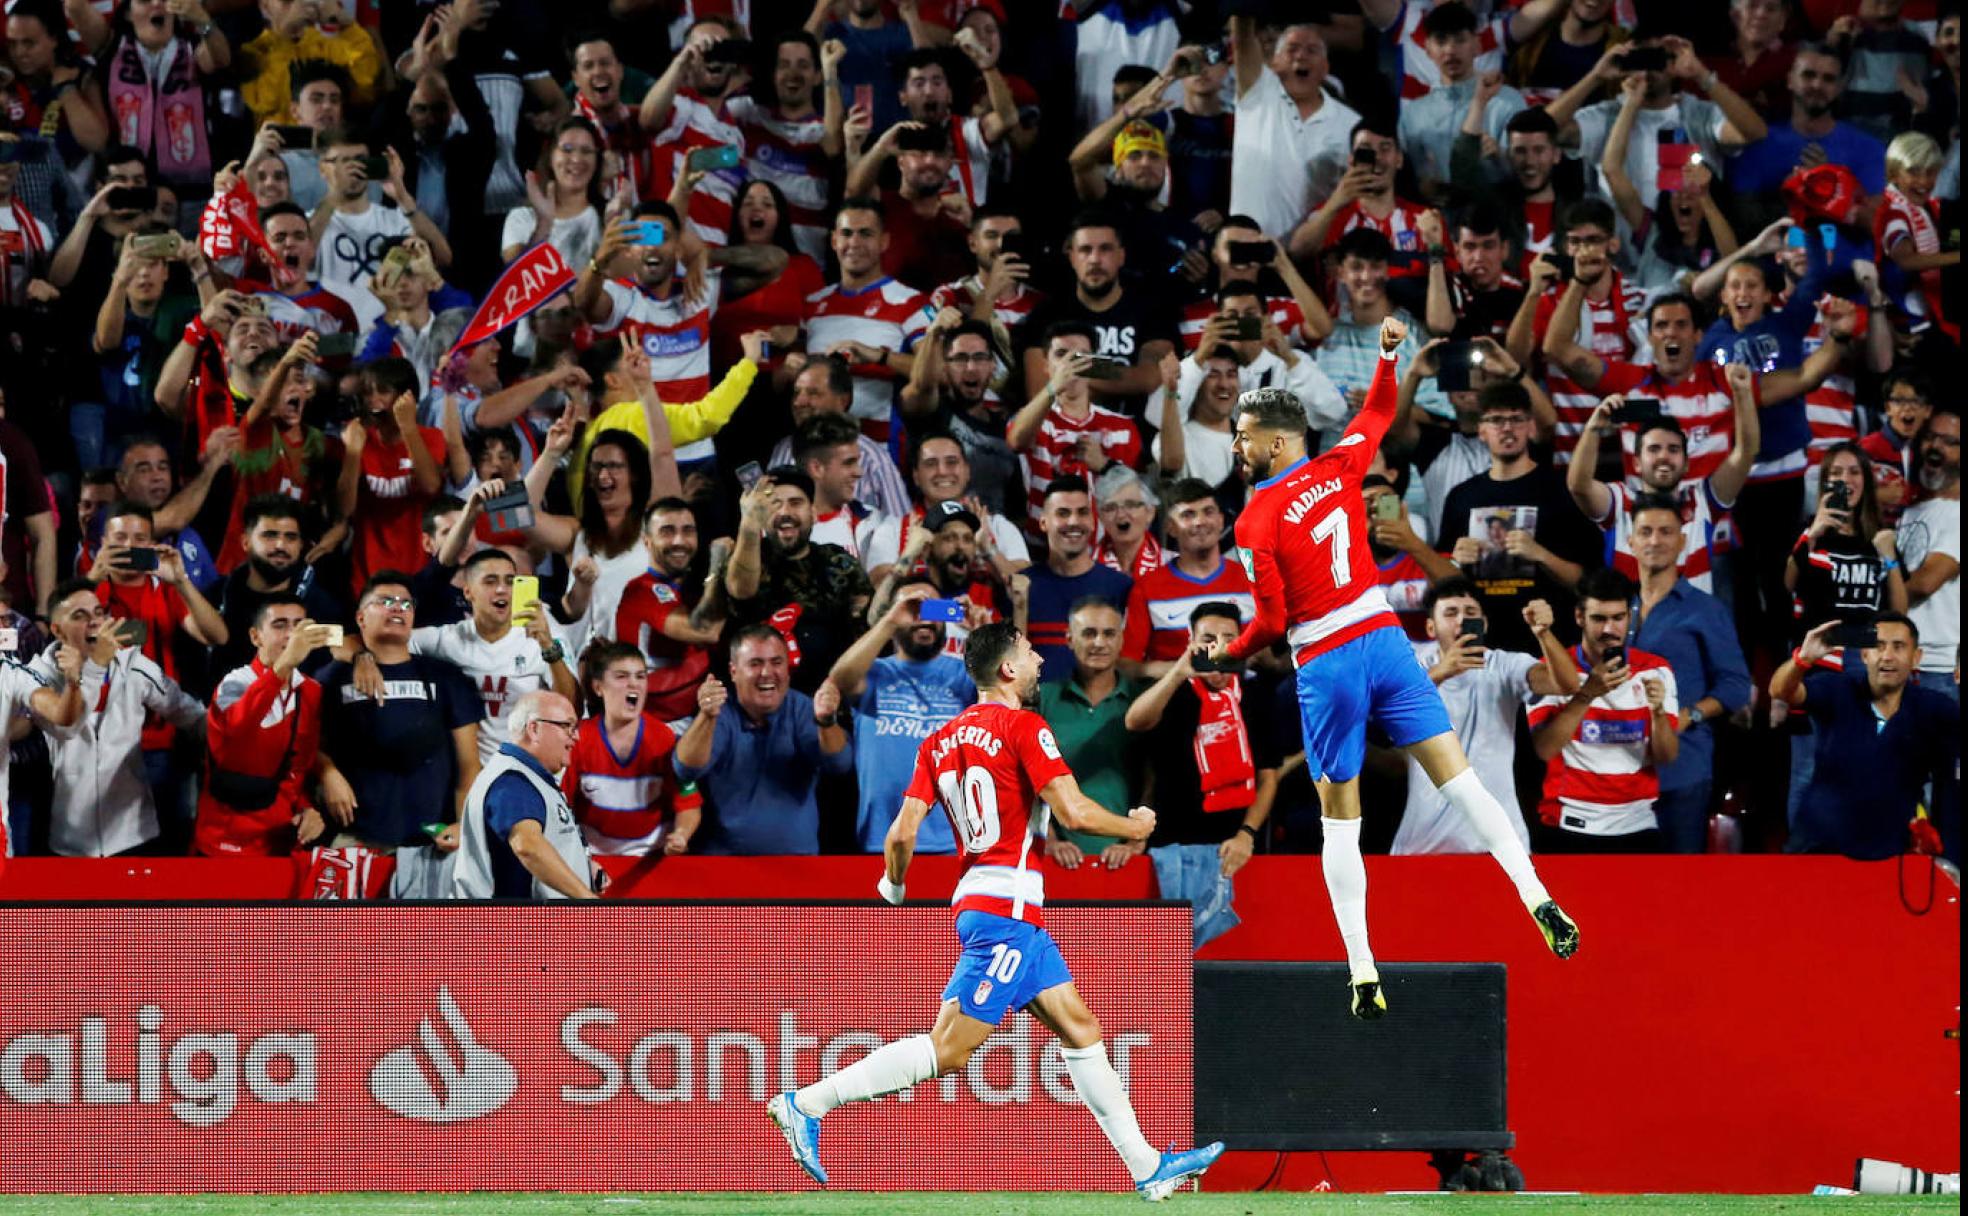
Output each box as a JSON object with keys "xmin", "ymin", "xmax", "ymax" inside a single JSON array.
[
  {"xmin": 1190, "ymin": 676, "xmax": 1256, "ymax": 812},
  {"xmin": 180, "ymin": 318, "xmax": 237, "ymax": 456}
]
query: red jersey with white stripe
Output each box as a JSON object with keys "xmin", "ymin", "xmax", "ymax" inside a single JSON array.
[
  {"xmin": 1528, "ymin": 647, "xmax": 1676, "ymax": 837},
  {"xmin": 905, "ymin": 701, "xmax": 1073, "ymax": 926},
  {"xmin": 1320, "ymin": 199, "xmax": 1440, "ymax": 279},
  {"xmin": 1860, "ymin": 430, "xmax": 1914, "ymax": 524},
  {"xmin": 1179, "ymin": 293, "xmax": 1307, "ymax": 351},
  {"xmin": 940, "ymin": 114, "xmax": 997, "ymax": 208},
  {"xmin": 1597, "ymin": 360, "xmax": 1758, "ymax": 492},
  {"xmin": 929, "ymin": 275, "xmax": 1044, "ymax": 335},
  {"xmin": 1397, "ymin": 4, "xmax": 1508, "ymax": 100},
  {"xmin": 562, "ymin": 714, "xmax": 701, "ymax": 856},
  {"xmin": 1874, "ymin": 184, "xmax": 1953, "ymax": 340},
  {"xmin": 803, "ymin": 278, "xmax": 931, "ymax": 423},
  {"xmin": 1595, "ymin": 479, "xmax": 1727, "ymax": 593},
  {"xmin": 724, "ymin": 96, "xmax": 831, "ymax": 258},
  {"xmin": 593, "ymin": 274, "xmax": 720, "ymax": 460},
  {"xmin": 647, "ymin": 92, "xmax": 743, "ymax": 247},
  {"xmin": 252, "ymin": 282, "xmax": 358, "ymax": 345},
  {"xmin": 1226, "ymin": 352, "xmax": 1402, "ymax": 665},
  {"xmin": 613, "ymin": 570, "xmax": 710, "ymax": 723},
  {"xmin": 1532, "ymin": 273, "xmax": 1648, "ymax": 465},
  {"xmin": 1376, "ymin": 551, "xmax": 1433, "ymax": 641},
  {"xmin": 1012, "ymin": 403, "xmax": 1142, "ymax": 536},
  {"xmin": 1801, "ymin": 306, "xmax": 1858, "ymax": 465},
  {"xmin": 1122, "ymin": 557, "xmax": 1256, "ymax": 662}
]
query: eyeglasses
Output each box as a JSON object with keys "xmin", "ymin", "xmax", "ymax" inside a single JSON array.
[
  {"xmin": 1480, "ymin": 414, "xmax": 1532, "ymax": 428},
  {"xmin": 945, "ymin": 352, "xmax": 994, "ymax": 365},
  {"xmin": 366, "ymin": 595, "xmax": 416, "ymax": 611},
  {"xmin": 535, "ymin": 718, "xmax": 579, "ymax": 736},
  {"xmin": 588, "ymin": 459, "xmax": 630, "ymax": 473},
  {"xmin": 1102, "ymin": 500, "xmax": 1150, "ymax": 512}
]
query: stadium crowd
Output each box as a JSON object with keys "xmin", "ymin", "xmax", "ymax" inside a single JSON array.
[{"xmin": 0, "ymin": 0, "xmax": 1958, "ymax": 897}]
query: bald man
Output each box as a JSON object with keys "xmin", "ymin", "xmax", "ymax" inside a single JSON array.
[{"xmin": 453, "ymin": 690, "xmax": 599, "ymax": 899}]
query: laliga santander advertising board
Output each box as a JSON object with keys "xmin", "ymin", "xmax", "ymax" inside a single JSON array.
[{"xmin": 0, "ymin": 904, "xmax": 1191, "ymax": 1194}]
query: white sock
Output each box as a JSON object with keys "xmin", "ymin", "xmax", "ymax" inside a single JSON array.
[
  {"xmin": 1320, "ymin": 816, "xmax": 1375, "ymax": 981},
  {"xmin": 793, "ymin": 1033, "xmax": 937, "ymax": 1118},
  {"xmin": 1438, "ymin": 768, "xmax": 1550, "ymax": 909},
  {"xmin": 1061, "ymin": 1042, "xmax": 1162, "ymax": 1182}
]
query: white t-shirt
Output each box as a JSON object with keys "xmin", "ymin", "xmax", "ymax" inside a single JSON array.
[
  {"xmin": 314, "ymin": 204, "xmax": 413, "ymax": 294},
  {"xmin": 1395, "ymin": 643, "xmax": 1538, "ymax": 855},
  {"xmin": 1152, "ymin": 420, "xmax": 1236, "ymax": 488},
  {"xmin": 564, "ymin": 533, "xmax": 653, "ymax": 661},
  {"xmin": 410, "ymin": 619, "xmax": 565, "ymax": 764},
  {"xmin": 861, "ymin": 508, "xmax": 1030, "ymax": 574},
  {"xmin": 1229, "ymin": 68, "xmax": 1361, "ymax": 241},
  {"xmin": 1573, "ymin": 98, "xmax": 1729, "ymax": 237},
  {"xmin": 1898, "ymin": 495, "xmax": 1960, "ymax": 674},
  {"xmin": 501, "ymin": 205, "xmax": 601, "ymax": 269}
]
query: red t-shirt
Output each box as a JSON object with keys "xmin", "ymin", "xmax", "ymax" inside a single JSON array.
[
  {"xmin": 613, "ymin": 570, "xmax": 711, "ymax": 723},
  {"xmin": 98, "ymin": 574, "xmax": 190, "ymax": 749},
  {"xmin": 710, "ymin": 252, "xmax": 824, "ymax": 372},
  {"xmin": 350, "ymin": 424, "xmax": 447, "ymax": 595},
  {"xmin": 219, "ymin": 419, "xmax": 343, "ymax": 574}
]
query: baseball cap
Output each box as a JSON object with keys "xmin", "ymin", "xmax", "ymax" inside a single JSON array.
[{"xmin": 925, "ymin": 500, "xmax": 982, "ymax": 532}]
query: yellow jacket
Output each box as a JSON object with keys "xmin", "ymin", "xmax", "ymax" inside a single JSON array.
[
  {"xmin": 568, "ymin": 358, "xmax": 758, "ymax": 504},
  {"xmin": 240, "ymin": 26, "xmax": 384, "ymax": 124}
]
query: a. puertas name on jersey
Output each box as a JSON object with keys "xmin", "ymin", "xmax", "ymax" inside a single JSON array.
[{"xmin": 930, "ymin": 724, "xmax": 1005, "ymax": 764}]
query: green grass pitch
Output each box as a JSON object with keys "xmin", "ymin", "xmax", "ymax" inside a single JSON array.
[{"xmin": 0, "ymin": 1195, "xmax": 1954, "ymax": 1215}]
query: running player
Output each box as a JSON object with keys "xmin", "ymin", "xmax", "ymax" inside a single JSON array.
[
  {"xmin": 767, "ymin": 621, "xmax": 1225, "ymax": 1200},
  {"xmin": 1199, "ymin": 316, "xmax": 1580, "ymax": 1019}
]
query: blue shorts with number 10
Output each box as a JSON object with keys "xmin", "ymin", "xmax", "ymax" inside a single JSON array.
[
  {"xmin": 941, "ymin": 910, "xmax": 1074, "ymax": 1025},
  {"xmin": 1296, "ymin": 626, "xmax": 1452, "ymax": 784}
]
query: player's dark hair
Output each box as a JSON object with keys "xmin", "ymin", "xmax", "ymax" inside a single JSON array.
[
  {"xmin": 1420, "ymin": 2, "xmax": 1480, "ymax": 38},
  {"xmin": 251, "ymin": 594, "xmax": 308, "ymax": 629},
  {"xmin": 643, "ymin": 496, "xmax": 694, "ymax": 527},
  {"xmin": 1873, "ymin": 610, "xmax": 1920, "ymax": 644},
  {"xmin": 1164, "ymin": 477, "xmax": 1217, "ymax": 509},
  {"xmin": 963, "ymin": 620, "xmax": 1024, "ymax": 688},
  {"xmin": 1646, "ymin": 291, "xmax": 1702, "ymax": 327},
  {"xmin": 1234, "ymin": 386, "xmax": 1307, "ymax": 432},
  {"xmin": 1576, "ymin": 567, "xmax": 1635, "ymax": 607},
  {"xmin": 1043, "ymin": 474, "xmax": 1091, "ymax": 501},
  {"xmin": 794, "ymin": 412, "xmax": 862, "ymax": 467},
  {"xmin": 1560, "ymin": 197, "xmax": 1618, "ymax": 239},
  {"xmin": 1066, "ymin": 209, "xmax": 1123, "ymax": 246},
  {"xmin": 764, "ymin": 465, "xmax": 816, "ymax": 501},
  {"xmin": 972, "ymin": 202, "xmax": 1020, "ymax": 231},
  {"xmin": 581, "ymin": 640, "xmax": 646, "ymax": 716},
  {"xmin": 461, "ymin": 547, "xmax": 516, "ymax": 576},
  {"xmin": 940, "ymin": 320, "xmax": 995, "ymax": 351},
  {"xmin": 1043, "ymin": 319, "xmax": 1099, "ymax": 350},
  {"xmin": 1505, "ymin": 107, "xmax": 1559, "ymax": 141},
  {"xmin": 241, "ymin": 494, "xmax": 304, "ymax": 533},
  {"xmin": 51, "ymin": 577, "xmax": 101, "ymax": 609},
  {"xmin": 1189, "ymin": 600, "xmax": 1243, "ymax": 631},
  {"xmin": 358, "ymin": 570, "xmax": 417, "ymax": 606},
  {"xmin": 1333, "ymin": 227, "xmax": 1394, "ymax": 265},
  {"xmin": 1628, "ymin": 491, "xmax": 1683, "ymax": 526},
  {"xmin": 728, "ymin": 623, "xmax": 788, "ymax": 659},
  {"xmin": 1476, "ymin": 379, "xmax": 1534, "ymax": 416},
  {"xmin": 422, "ymin": 495, "xmax": 465, "ymax": 535},
  {"xmin": 1422, "ymin": 577, "xmax": 1482, "ymax": 616},
  {"xmin": 1636, "ymin": 416, "xmax": 1688, "ymax": 447}
]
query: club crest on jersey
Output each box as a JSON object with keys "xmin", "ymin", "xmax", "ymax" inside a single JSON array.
[
  {"xmin": 973, "ymin": 979, "xmax": 993, "ymax": 1005},
  {"xmin": 1334, "ymin": 433, "xmax": 1366, "ymax": 449}
]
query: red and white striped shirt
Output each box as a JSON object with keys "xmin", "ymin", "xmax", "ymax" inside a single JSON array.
[
  {"xmin": 1594, "ymin": 478, "xmax": 1729, "ymax": 593},
  {"xmin": 929, "ymin": 275, "xmax": 1045, "ymax": 334},
  {"xmin": 1179, "ymin": 293, "xmax": 1308, "ymax": 351},
  {"xmin": 1801, "ymin": 305, "xmax": 1858, "ymax": 465},
  {"xmin": 1874, "ymin": 184, "xmax": 1953, "ymax": 339},
  {"xmin": 802, "ymin": 278, "xmax": 931, "ymax": 425},
  {"xmin": 939, "ymin": 113, "xmax": 997, "ymax": 209},
  {"xmin": 593, "ymin": 273, "xmax": 721, "ymax": 461},
  {"xmin": 1320, "ymin": 198, "xmax": 1440, "ymax": 279},
  {"xmin": 1011, "ymin": 403, "xmax": 1142, "ymax": 537},
  {"xmin": 0, "ymin": 199, "xmax": 50, "ymax": 306},
  {"xmin": 1376, "ymin": 551, "xmax": 1434, "ymax": 641},
  {"xmin": 1528, "ymin": 647, "xmax": 1676, "ymax": 837},
  {"xmin": 1397, "ymin": 5, "xmax": 1508, "ymax": 101},
  {"xmin": 647, "ymin": 92, "xmax": 744, "ymax": 247},
  {"xmin": 1597, "ymin": 360, "xmax": 1758, "ymax": 492},
  {"xmin": 1532, "ymin": 273, "xmax": 1649, "ymax": 465},
  {"xmin": 724, "ymin": 96, "xmax": 831, "ymax": 260}
]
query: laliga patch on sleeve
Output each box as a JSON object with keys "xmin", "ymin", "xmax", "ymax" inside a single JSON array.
[
  {"xmin": 653, "ymin": 583, "xmax": 677, "ymax": 603},
  {"xmin": 1037, "ymin": 728, "xmax": 1062, "ymax": 760}
]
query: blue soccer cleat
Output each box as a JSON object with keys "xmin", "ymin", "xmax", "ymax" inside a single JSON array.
[
  {"xmin": 767, "ymin": 1091, "xmax": 827, "ymax": 1185},
  {"xmin": 1137, "ymin": 1140, "xmax": 1226, "ymax": 1201}
]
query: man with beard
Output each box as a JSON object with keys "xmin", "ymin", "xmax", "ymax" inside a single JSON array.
[
  {"xmin": 1449, "ymin": 108, "xmax": 1581, "ymax": 267},
  {"xmin": 1017, "ymin": 214, "xmax": 1179, "ymax": 422},
  {"xmin": 336, "ymin": 357, "xmax": 445, "ymax": 597},
  {"xmin": 1568, "ymin": 366, "xmax": 1760, "ymax": 594},
  {"xmin": 1067, "ymin": 63, "xmax": 1205, "ymax": 281},
  {"xmin": 1121, "ymin": 479, "xmax": 1253, "ymax": 677},
  {"xmin": 614, "ymin": 497, "xmax": 730, "ymax": 723},
  {"xmin": 1025, "ymin": 477, "xmax": 1133, "ymax": 682},
  {"xmin": 674, "ymin": 625, "xmax": 850, "ymax": 855},
  {"xmin": 245, "ymin": 203, "xmax": 360, "ymax": 346},
  {"xmin": 867, "ymin": 500, "xmax": 1008, "ymax": 658},
  {"xmin": 829, "ymin": 580, "xmax": 974, "ymax": 853},
  {"xmin": 724, "ymin": 468, "xmax": 873, "ymax": 694},
  {"xmin": 802, "ymin": 200, "xmax": 929, "ymax": 441},
  {"xmin": 901, "ymin": 315, "xmax": 1018, "ymax": 515},
  {"xmin": 1772, "ymin": 613, "xmax": 1957, "ymax": 858},
  {"xmin": 864, "ymin": 432, "xmax": 1030, "ymax": 585},
  {"xmin": 214, "ymin": 495, "xmax": 347, "ymax": 678},
  {"xmin": 769, "ymin": 357, "xmax": 911, "ymax": 517},
  {"xmin": 1546, "ymin": 290, "xmax": 1855, "ymax": 492},
  {"xmin": 104, "ymin": 432, "xmax": 236, "ymax": 594},
  {"xmin": 876, "ymin": 43, "xmax": 1016, "ymax": 212},
  {"xmin": 1897, "ymin": 410, "xmax": 1961, "ymax": 701},
  {"xmin": 638, "ymin": 20, "xmax": 747, "ymax": 246},
  {"xmin": 846, "ymin": 120, "xmax": 971, "ymax": 293},
  {"xmin": 1727, "ymin": 44, "xmax": 1888, "ymax": 199}
]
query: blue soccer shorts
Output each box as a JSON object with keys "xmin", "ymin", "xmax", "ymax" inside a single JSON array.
[
  {"xmin": 1294, "ymin": 625, "xmax": 1452, "ymax": 784},
  {"xmin": 942, "ymin": 910, "xmax": 1073, "ymax": 1025}
]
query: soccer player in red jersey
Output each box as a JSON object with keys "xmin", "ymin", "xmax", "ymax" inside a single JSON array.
[
  {"xmin": 1200, "ymin": 317, "xmax": 1579, "ymax": 1019},
  {"xmin": 768, "ymin": 621, "xmax": 1224, "ymax": 1200}
]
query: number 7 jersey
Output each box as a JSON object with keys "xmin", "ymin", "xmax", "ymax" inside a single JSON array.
[
  {"xmin": 905, "ymin": 702, "xmax": 1074, "ymax": 926},
  {"xmin": 1226, "ymin": 352, "xmax": 1403, "ymax": 665}
]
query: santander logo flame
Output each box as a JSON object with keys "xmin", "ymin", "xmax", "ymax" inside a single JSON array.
[{"xmin": 367, "ymin": 987, "xmax": 517, "ymax": 1123}]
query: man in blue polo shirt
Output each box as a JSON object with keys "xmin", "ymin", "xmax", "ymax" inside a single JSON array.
[
  {"xmin": 673, "ymin": 625, "xmax": 854, "ymax": 854},
  {"xmin": 1770, "ymin": 612, "xmax": 1959, "ymax": 860},
  {"xmin": 453, "ymin": 691, "xmax": 598, "ymax": 899}
]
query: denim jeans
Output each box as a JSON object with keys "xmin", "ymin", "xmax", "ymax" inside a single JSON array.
[
  {"xmin": 1652, "ymin": 782, "xmax": 1712, "ymax": 854},
  {"xmin": 1148, "ymin": 843, "xmax": 1240, "ymax": 949}
]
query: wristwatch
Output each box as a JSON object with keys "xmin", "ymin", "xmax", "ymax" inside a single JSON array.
[
  {"xmin": 814, "ymin": 713, "xmax": 839, "ymax": 728},
  {"xmin": 1685, "ymin": 704, "xmax": 1705, "ymax": 728},
  {"xmin": 1236, "ymin": 824, "xmax": 1259, "ymax": 841},
  {"xmin": 540, "ymin": 641, "xmax": 564, "ymax": 664}
]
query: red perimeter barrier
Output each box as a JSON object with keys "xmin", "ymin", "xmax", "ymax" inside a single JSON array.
[
  {"xmin": 1, "ymin": 855, "xmax": 1957, "ymax": 1194},
  {"xmin": 0, "ymin": 904, "xmax": 1191, "ymax": 1194}
]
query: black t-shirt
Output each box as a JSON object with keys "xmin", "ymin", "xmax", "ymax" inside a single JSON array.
[
  {"xmin": 212, "ymin": 564, "xmax": 349, "ymax": 679},
  {"xmin": 730, "ymin": 542, "xmax": 874, "ymax": 694},
  {"xmin": 1019, "ymin": 287, "xmax": 1179, "ymax": 420},
  {"xmin": 1144, "ymin": 676, "xmax": 1284, "ymax": 847},
  {"xmin": 1437, "ymin": 464, "xmax": 1601, "ymax": 653},
  {"xmin": 318, "ymin": 653, "xmax": 481, "ymax": 846},
  {"xmin": 1790, "ymin": 529, "xmax": 1889, "ymax": 640}
]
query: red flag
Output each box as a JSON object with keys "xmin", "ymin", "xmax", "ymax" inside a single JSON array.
[
  {"xmin": 198, "ymin": 175, "xmax": 277, "ymax": 265},
  {"xmin": 450, "ymin": 241, "xmax": 576, "ymax": 354}
]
